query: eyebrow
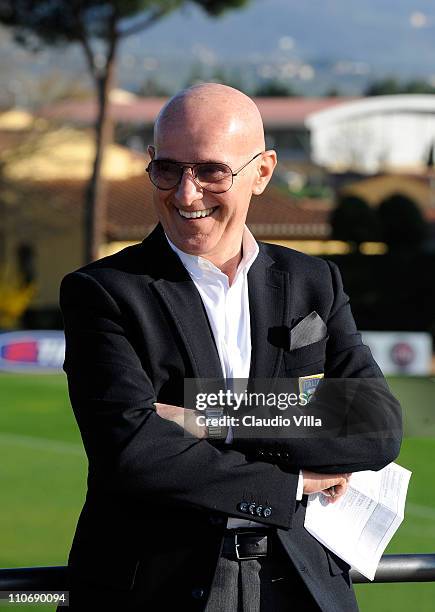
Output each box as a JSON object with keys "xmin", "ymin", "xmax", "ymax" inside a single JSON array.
[{"xmin": 155, "ymin": 157, "xmax": 228, "ymax": 165}]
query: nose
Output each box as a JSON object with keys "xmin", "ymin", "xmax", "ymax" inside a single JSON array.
[{"xmin": 174, "ymin": 168, "xmax": 203, "ymax": 206}]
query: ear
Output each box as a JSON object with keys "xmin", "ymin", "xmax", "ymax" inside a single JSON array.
[
  {"xmin": 252, "ymin": 150, "xmax": 277, "ymax": 195},
  {"xmin": 147, "ymin": 145, "xmax": 156, "ymax": 160}
]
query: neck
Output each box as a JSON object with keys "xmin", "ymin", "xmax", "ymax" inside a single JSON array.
[
  {"xmin": 216, "ymin": 251, "xmax": 242, "ymax": 286},
  {"xmin": 202, "ymin": 233, "xmax": 244, "ymax": 286}
]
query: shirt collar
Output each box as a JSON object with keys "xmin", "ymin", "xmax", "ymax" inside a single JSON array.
[{"xmin": 165, "ymin": 226, "xmax": 259, "ymax": 281}]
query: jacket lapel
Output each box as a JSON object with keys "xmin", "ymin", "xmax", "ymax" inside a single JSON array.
[
  {"xmin": 152, "ymin": 277, "xmax": 224, "ymax": 380},
  {"xmin": 146, "ymin": 225, "xmax": 223, "ymax": 381},
  {"xmin": 247, "ymin": 246, "xmax": 291, "ymax": 381}
]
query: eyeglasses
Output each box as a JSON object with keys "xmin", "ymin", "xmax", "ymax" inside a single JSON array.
[{"xmin": 146, "ymin": 152, "xmax": 263, "ymax": 194}]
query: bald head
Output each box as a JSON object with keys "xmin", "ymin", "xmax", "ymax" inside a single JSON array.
[{"xmin": 154, "ymin": 83, "xmax": 265, "ymax": 157}]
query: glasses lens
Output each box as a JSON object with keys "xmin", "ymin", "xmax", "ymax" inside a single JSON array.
[
  {"xmin": 149, "ymin": 161, "xmax": 182, "ymax": 189},
  {"xmin": 195, "ymin": 163, "xmax": 232, "ymax": 192}
]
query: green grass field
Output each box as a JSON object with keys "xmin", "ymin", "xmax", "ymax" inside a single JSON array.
[{"xmin": 1, "ymin": 373, "xmax": 434, "ymax": 610}]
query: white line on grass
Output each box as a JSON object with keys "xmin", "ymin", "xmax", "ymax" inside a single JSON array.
[{"xmin": 0, "ymin": 432, "xmax": 83, "ymax": 456}]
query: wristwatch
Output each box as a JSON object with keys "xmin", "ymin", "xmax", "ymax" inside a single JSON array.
[{"xmin": 204, "ymin": 406, "xmax": 226, "ymax": 439}]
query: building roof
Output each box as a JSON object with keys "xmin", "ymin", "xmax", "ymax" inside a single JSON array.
[
  {"xmin": 17, "ymin": 175, "xmax": 330, "ymax": 242},
  {"xmin": 247, "ymin": 189, "xmax": 330, "ymax": 238},
  {"xmin": 38, "ymin": 96, "xmax": 356, "ymax": 128},
  {"xmin": 106, "ymin": 178, "xmax": 330, "ymax": 241},
  {"xmin": 306, "ymin": 94, "xmax": 435, "ymax": 130},
  {"xmin": 1, "ymin": 108, "xmax": 330, "ymax": 241}
]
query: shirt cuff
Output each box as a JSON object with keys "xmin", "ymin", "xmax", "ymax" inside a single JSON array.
[
  {"xmin": 296, "ymin": 470, "xmax": 304, "ymax": 500},
  {"xmin": 224, "ymin": 424, "xmax": 233, "ymax": 444}
]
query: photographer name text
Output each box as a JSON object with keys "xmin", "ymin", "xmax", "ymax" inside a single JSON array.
[{"xmin": 196, "ymin": 415, "xmax": 322, "ymax": 427}]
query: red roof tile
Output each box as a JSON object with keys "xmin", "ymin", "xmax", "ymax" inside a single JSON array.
[
  {"xmin": 105, "ymin": 177, "xmax": 330, "ymax": 241},
  {"xmin": 14, "ymin": 175, "xmax": 330, "ymax": 242},
  {"xmin": 38, "ymin": 97, "xmax": 356, "ymax": 128}
]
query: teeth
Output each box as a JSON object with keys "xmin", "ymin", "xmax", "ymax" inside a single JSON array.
[{"xmin": 178, "ymin": 207, "xmax": 216, "ymax": 219}]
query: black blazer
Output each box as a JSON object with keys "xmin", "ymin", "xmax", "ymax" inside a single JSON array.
[{"xmin": 59, "ymin": 223, "xmax": 402, "ymax": 611}]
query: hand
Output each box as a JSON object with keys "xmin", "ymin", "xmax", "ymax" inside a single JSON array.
[
  {"xmin": 154, "ymin": 403, "xmax": 207, "ymax": 439},
  {"xmin": 302, "ymin": 470, "xmax": 352, "ymax": 503}
]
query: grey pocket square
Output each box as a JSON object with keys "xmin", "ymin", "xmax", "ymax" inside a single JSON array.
[{"xmin": 290, "ymin": 311, "xmax": 327, "ymax": 350}]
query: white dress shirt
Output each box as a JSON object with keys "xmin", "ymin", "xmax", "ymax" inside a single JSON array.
[{"xmin": 166, "ymin": 226, "xmax": 303, "ymax": 528}]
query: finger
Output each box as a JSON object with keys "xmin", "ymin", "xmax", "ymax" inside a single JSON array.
[
  {"xmin": 333, "ymin": 483, "xmax": 348, "ymax": 498},
  {"xmin": 329, "ymin": 487, "xmax": 347, "ymax": 502},
  {"xmin": 155, "ymin": 404, "xmax": 166, "ymax": 416},
  {"xmin": 155, "ymin": 405, "xmax": 179, "ymax": 420},
  {"xmin": 321, "ymin": 484, "xmax": 338, "ymax": 497},
  {"xmin": 326, "ymin": 479, "xmax": 348, "ymax": 497},
  {"xmin": 321, "ymin": 489, "xmax": 333, "ymax": 497},
  {"xmin": 155, "ymin": 403, "xmax": 174, "ymax": 414},
  {"xmin": 327, "ymin": 495, "xmax": 340, "ymax": 503}
]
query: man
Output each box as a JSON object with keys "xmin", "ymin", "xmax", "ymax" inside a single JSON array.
[{"xmin": 59, "ymin": 84, "xmax": 402, "ymax": 611}]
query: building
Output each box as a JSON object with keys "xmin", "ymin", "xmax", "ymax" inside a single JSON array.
[
  {"xmin": 38, "ymin": 91, "xmax": 353, "ymax": 170},
  {"xmin": 306, "ymin": 94, "xmax": 435, "ymax": 174}
]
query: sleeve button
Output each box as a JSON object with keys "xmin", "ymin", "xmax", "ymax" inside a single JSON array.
[
  {"xmin": 237, "ymin": 502, "xmax": 249, "ymax": 513},
  {"xmin": 248, "ymin": 502, "xmax": 257, "ymax": 515},
  {"xmin": 262, "ymin": 506, "xmax": 272, "ymax": 518},
  {"xmin": 191, "ymin": 587, "xmax": 207, "ymax": 599}
]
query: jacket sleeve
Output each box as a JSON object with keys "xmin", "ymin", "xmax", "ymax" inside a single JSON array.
[
  {"xmin": 60, "ymin": 270, "xmax": 300, "ymax": 529},
  {"xmin": 230, "ymin": 260, "xmax": 403, "ymax": 474}
]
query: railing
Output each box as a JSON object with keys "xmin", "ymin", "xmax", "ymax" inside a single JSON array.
[
  {"xmin": 351, "ymin": 554, "xmax": 435, "ymax": 583},
  {"xmin": 1, "ymin": 554, "xmax": 435, "ymax": 590}
]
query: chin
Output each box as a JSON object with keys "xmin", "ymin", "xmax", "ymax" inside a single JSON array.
[{"xmin": 179, "ymin": 236, "xmax": 215, "ymax": 255}]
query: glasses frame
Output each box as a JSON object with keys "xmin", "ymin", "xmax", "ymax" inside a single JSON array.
[{"xmin": 145, "ymin": 151, "xmax": 264, "ymax": 194}]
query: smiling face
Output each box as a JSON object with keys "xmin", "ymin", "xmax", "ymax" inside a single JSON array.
[{"xmin": 148, "ymin": 84, "xmax": 277, "ymax": 268}]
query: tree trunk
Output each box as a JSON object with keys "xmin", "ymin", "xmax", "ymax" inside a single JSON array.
[{"xmin": 83, "ymin": 43, "xmax": 117, "ymax": 263}]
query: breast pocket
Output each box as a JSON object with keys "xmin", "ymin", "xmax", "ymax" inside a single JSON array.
[{"xmin": 283, "ymin": 336, "xmax": 329, "ymax": 375}]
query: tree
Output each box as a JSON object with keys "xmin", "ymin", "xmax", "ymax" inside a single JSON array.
[
  {"xmin": 183, "ymin": 63, "xmax": 246, "ymax": 91},
  {"xmin": 378, "ymin": 193, "xmax": 428, "ymax": 251},
  {"xmin": 364, "ymin": 77, "xmax": 401, "ymax": 97},
  {"xmin": 0, "ymin": 0, "xmax": 250, "ymax": 263},
  {"xmin": 324, "ymin": 86, "xmax": 341, "ymax": 98},
  {"xmin": 0, "ymin": 266, "xmax": 36, "ymax": 328},
  {"xmin": 365, "ymin": 77, "xmax": 435, "ymax": 97},
  {"xmin": 136, "ymin": 76, "xmax": 173, "ymax": 97},
  {"xmin": 253, "ymin": 80, "xmax": 299, "ymax": 97},
  {"xmin": 330, "ymin": 195, "xmax": 381, "ymax": 252}
]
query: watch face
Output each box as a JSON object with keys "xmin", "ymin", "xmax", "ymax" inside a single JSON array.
[{"xmin": 205, "ymin": 407, "xmax": 225, "ymax": 439}]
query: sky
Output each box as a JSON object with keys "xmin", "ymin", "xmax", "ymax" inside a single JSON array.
[{"xmin": 2, "ymin": 0, "xmax": 435, "ymax": 105}]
